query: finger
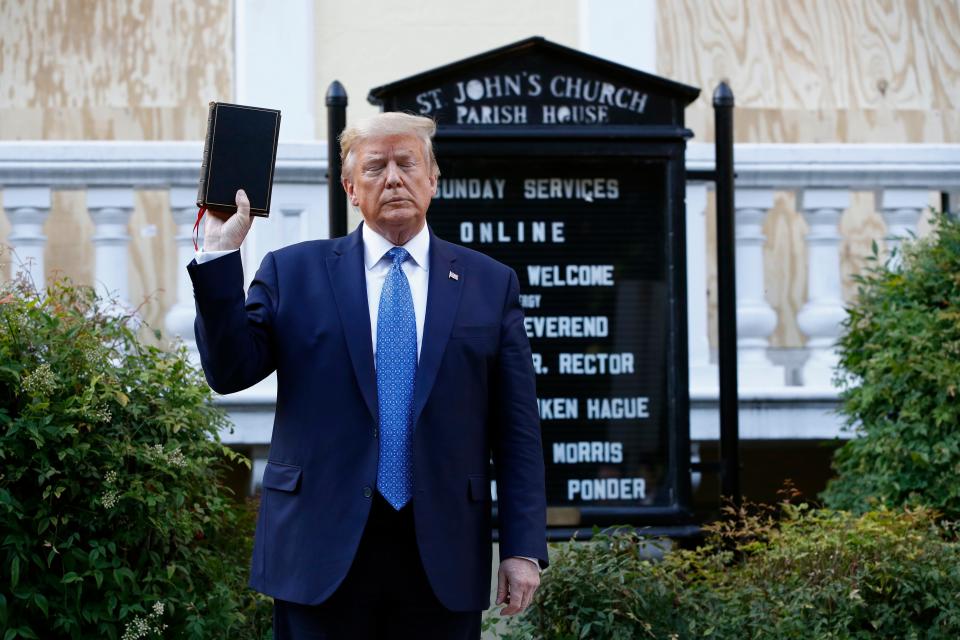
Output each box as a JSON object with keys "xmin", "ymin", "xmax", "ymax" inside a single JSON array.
[
  {"xmin": 515, "ymin": 585, "xmax": 529, "ymax": 614},
  {"xmin": 518, "ymin": 582, "xmax": 536, "ymax": 613},
  {"xmin": 501, "ymin": 582, "xmax": 524, "ymax": 616},
  {"xmin": 495, "ymin": 568, "xmax": 508, "ymax": 605},
  {"xmin": 236, "ymin": 189, "xmax": 250, "ymax": 217},
  {"xmin": 502, "ymin": 595, "xmax": 522, "ymax": 616}
]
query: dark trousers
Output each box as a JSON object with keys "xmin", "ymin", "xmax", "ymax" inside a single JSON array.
[{"xmin": 272, "ymin": 493, "xmax": 481, "ymax": 639}]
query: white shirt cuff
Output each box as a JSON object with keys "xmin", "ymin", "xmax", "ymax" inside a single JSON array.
[
  {"xmin": 515, "ymin": 556, "xmax": 541, "ymax": 571},
  {"xmin": 195, "ymin": 249, "xmax": 239, "ymax": 264}
]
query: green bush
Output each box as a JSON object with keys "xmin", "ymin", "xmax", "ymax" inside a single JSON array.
[
  {"xmin": 821, "ymin": 212, "xmax": 960, "ymax": 518},
  {"xmin": 489, "ymin": 501, "xmax": 960, "ymax": 639},
  {"xmin": 0, "ymin": 276, "xmax": 272, "ymax": 639}
]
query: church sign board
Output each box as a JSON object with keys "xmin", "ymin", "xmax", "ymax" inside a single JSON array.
[{"xmin": 369, "ymin": 37, "xmax": 700, "ymax": 532}]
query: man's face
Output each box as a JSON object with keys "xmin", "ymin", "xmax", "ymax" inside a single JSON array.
[{"xmin": 343, "ymin": 134, "xmax": 437, "ymax": 241}]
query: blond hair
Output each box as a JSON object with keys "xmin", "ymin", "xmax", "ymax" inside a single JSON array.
[{"xmin": 339, "ymin": 112, "xmax": 440, "ymax": 180}]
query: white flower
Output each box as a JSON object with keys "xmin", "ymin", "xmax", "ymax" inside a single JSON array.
[
  {"xmin": 167, "ymin": 448, "xmax": 186, "ymax": 468},
  {"xmin": 100, "ymin": 488, "xmax": 119, "ymax": 509},
  {"xmin": 148, "ymin": 444, "xmax": 187, "ymax": 468},
  {"xmin": 22, "ymin": 363, "xmax": 57, "ymax": 396},
  {"xmin": 121, "ymin": 616, "xmax": 149, "ymax": 640},
  {"xmin": 105, "ymin": 470, "xmax": 118, "ymax": 484},
  {"xmin": 120, "ymin": 602, "xmax": 166, "ymax": 640}
]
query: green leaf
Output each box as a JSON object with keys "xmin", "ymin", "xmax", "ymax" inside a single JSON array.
[
  {"xmin": 9, "ymin": 556, "xmax": 19, "ymax": 589},
  {"xmin": 33, "ymin": 593, "xmax": 48, "ymax": 616},
  {"xmin": 61, "ymin": 572, "xmax": 83, "ymax": 584}
]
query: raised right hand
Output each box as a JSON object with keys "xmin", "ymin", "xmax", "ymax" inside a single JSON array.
[{"xmin": 203, "ymin": 189, "xmax": 253, "ymax": 251}]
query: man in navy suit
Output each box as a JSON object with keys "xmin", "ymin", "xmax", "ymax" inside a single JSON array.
[{"xmin": 188, "ymin": 112, "xmax": 547, "ymax": 638}]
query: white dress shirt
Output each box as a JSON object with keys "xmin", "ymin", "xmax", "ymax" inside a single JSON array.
[{"xmin": 362, "ymin": 222, "xmax": 429, "ymax": 362}]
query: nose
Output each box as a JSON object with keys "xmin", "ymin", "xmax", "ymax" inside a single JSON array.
[{"xmin": 384, "ymin": 161, "xmax": 403, "ymax": 188}]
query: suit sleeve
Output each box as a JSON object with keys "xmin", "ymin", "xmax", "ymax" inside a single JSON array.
[
  {"xmin": 491, "ymin": 268, "xmax": 549, "ymax": 568},
  {"xmin": 187, "ymin": 250, "xmax": 279, "ymax": 394}
]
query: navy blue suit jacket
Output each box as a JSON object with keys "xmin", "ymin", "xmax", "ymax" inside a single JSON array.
[{"xmin": 188, "ymin": 224, "xmax": 548, "ymax": 611}]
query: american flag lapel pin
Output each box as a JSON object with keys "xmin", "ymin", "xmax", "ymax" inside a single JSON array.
[{"xmin": 448, "ymin": 270, "xmax": 459, "ymax": 281}]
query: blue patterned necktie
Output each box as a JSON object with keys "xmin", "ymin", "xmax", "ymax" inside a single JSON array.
[{"xmin": 376, "ymin": 247, "xmax": 417, "ymax": 510}]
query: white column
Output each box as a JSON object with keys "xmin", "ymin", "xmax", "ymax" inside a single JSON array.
[
  {"xmin": 797, "ymin": 189, "xmax": 850, "ymax": 390},
  {"xmin": 87, "ymin": 187, "xmax": 135, "ymax": 308},
  {"xmin": 4, "ymin": 186, "xmax": 51, "ymax": 287},
  {"xmin": 685, "ymin": 183, "xmax": 717, "ymax": 392},
  {"xmin": 579, "ymin": 0, "xmax": 657, "ymax": 72},
  {"xmin": 274, "ymin": 180, "xmax": 329, "ymax": 241},
  {"xmin": 235, "ymin": 0, "xmax": 315, "ymax": 140},
  {"xmin": 878, "ymin": 188, "xmax": 929, "ymax": 262},
  {"xmin": 279, "ymin": 204, "xmax": 307, "ymax": 249},
  {"xmin": 164, "ymin": 187, "xmax": 200, "ymax": 363},
  {"xmin": 735, "ymin": 189, "xmax": 784, "ymax": 387}
]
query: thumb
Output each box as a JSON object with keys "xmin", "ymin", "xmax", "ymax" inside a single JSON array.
[
  {"xmin": 496, "ymin": 567, "xmax": 508, "ymax": 605},
  {"xmin": 236, "ymin": 188, "xmax": 249, "ymax": 211}
]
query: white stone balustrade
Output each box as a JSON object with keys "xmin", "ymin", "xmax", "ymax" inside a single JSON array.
[
  {"xmin": 87, "ymin": 187, "xmax": 135, "ymax": 308},
  {"xmin": 1, "ymin": 141, "xmax": 959, "ymax": 442},
  {"xmin": 279, "ymin": 204, "xmax": 308, "ymax": 248},
  {"xmin": 796, "ymin": 188, "xmax": 850, "ymax": 390},
  {"xmin": 733, "ymin": 188, "xmax": 784, "ymax": 388},
  {"xmin": 4, "ymin": 186, "xmax": 51, "ymax": 287},
  {"xmin": 684, "ymin": 182, "xmax": 717, "ymax": 394},
  {"xmin": 878, "ymin": 188, "xmax": 929, "ymax": 263}
]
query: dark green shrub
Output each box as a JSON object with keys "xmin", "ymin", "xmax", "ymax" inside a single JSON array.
[
  {"xmin": 489, "ymin": 502, "xmax": 960, "ymax": 639},
  {"xmin": 0, "ymin": 276, "xmax": 272, "ymax": 639},
  {"xmin": 821, "ymin": 212, "xmax": 960, "ymax": 518}
]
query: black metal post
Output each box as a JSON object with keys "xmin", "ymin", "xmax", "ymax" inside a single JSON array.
[
  {"xmin": 326, "ymin": 80, "xmax": 348, "ymax": 238},
  {"xmin": 713, "ymin": 81, "xmax": 741, "ymax": 508}
]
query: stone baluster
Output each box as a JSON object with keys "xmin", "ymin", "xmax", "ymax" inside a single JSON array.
[
  {"xmin": 734, "ymin": 188, "xmax": 784, "ymax": 387},
  {"xmin": 949, "ymin": 190, "xmax": 960, "ymax": 219},
  {"xmin": 164, "ymin": 187, "xmax": 200, "ymax": 363},
  {"xmin": 796, "ymin": 189, "xmax": 849, "ymax": 390},
  {"xmin": 279, "ymin": 203, "xmax": 306, "ymax": 253},
  {"xmin": 878, "ymin": 188, "xmax": 929, "ymax": 264},
  {"xmin": 87, "ymin": 187, "xmax": 135, "ymax": 309},
  {"xmin": 4, "ymin": 186, "xmax": 51, "ymax": 288},
  {"xmin": 685, "ymin": 183, "xmax": 717, "ymax": 392}
]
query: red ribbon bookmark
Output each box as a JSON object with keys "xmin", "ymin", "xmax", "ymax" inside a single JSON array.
[{"xmin": 193, "ymin": 206, "xmax": 207, "ymax": 252}]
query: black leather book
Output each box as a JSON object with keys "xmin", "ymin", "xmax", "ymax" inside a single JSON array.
[{"xmin": 196, "ymin": 102, "xmax": 281, "ymax": 217}]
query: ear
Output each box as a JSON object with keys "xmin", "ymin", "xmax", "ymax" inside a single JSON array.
[
  {"xmin": 428, "ymin": 173, "xmax": 438, "ymax": 198},
  {"xmin": 342, "ymin": 178, "xmax": 359, "ymax": 206}
]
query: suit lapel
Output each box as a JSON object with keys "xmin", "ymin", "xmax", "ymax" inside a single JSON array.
[
  {"xmin": 411, "ymin": 230, "xmax": 463, "ymax": 428},
  {"xmin": 326, "ymin": 226, "xmax": 378, "ymax": 423}
]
